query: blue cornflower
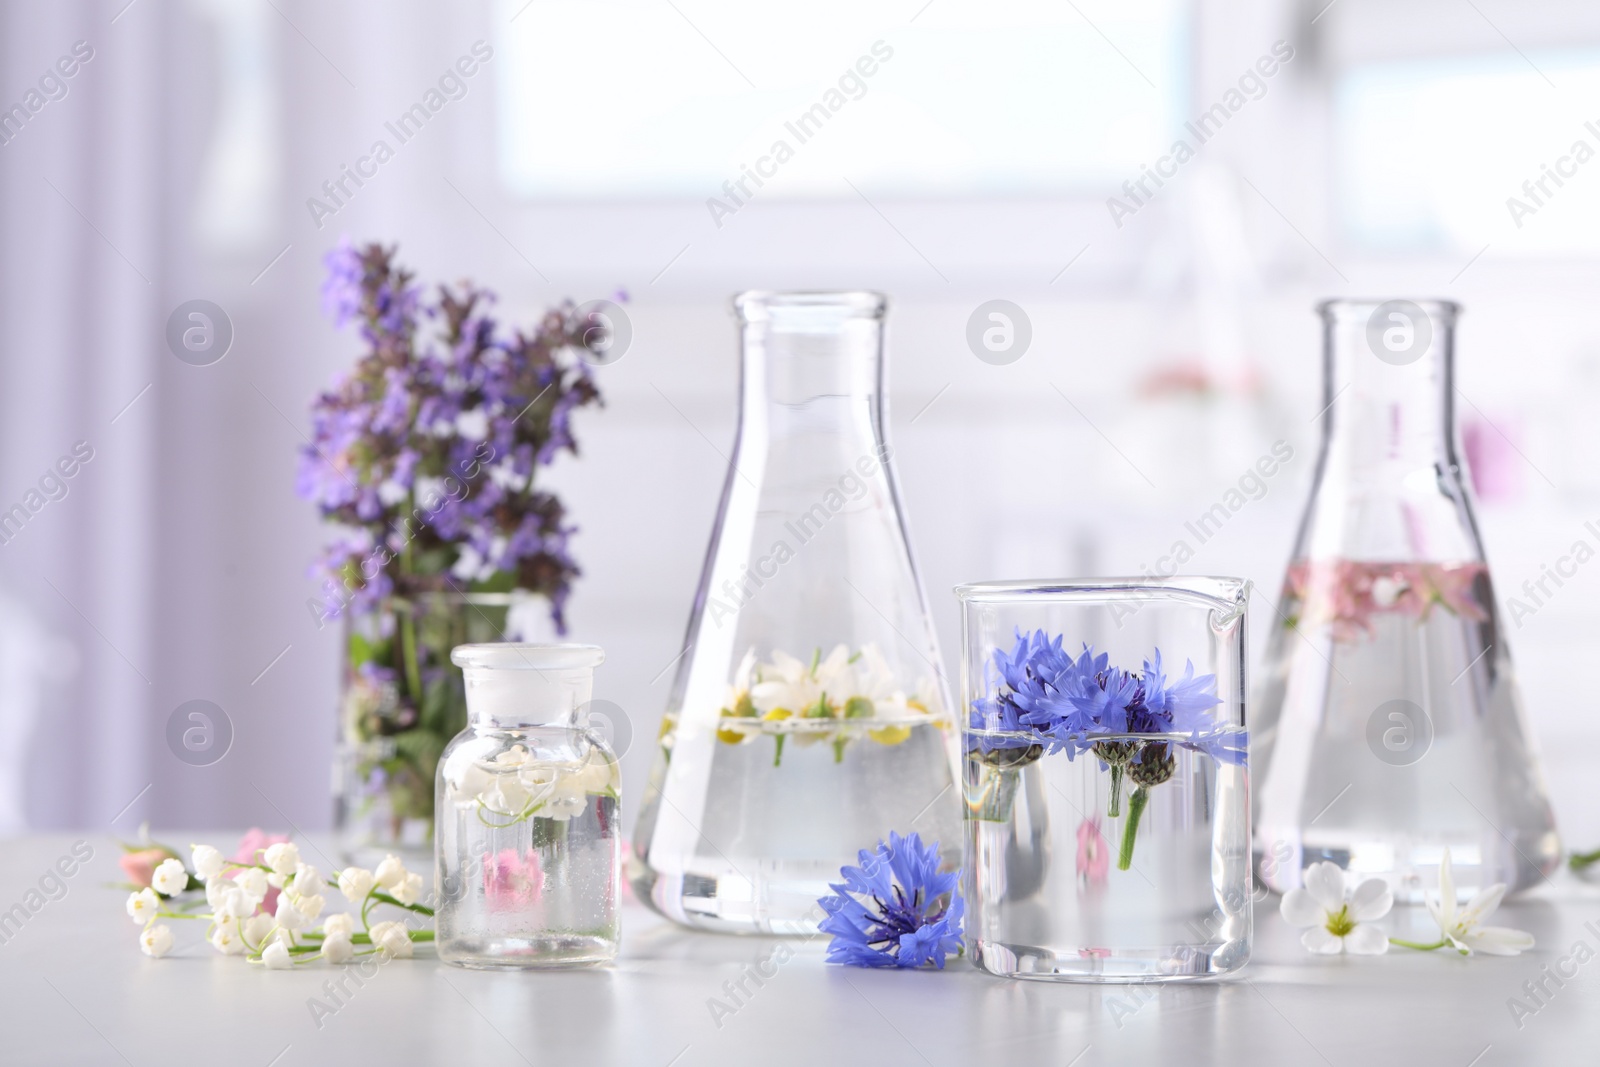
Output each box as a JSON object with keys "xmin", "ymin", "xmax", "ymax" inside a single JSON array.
[
  {"xmin": 819, "ymin": 832, "xmax": 964, "ymax": 969},
  {"xmin": 970, "ymin": 631, "xmax": 1243, "ymax": 763}
]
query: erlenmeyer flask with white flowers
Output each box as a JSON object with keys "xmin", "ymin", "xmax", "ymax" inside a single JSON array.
[
  {"xmin": 630, "ymin": 291, "xmax": 961, "ymax": 935},
  {"xmin": 436, "ymin": 644, "xmax": 620, "ymax": 967}
]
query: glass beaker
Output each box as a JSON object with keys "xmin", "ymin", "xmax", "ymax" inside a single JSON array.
[
  {"xmin": 630, "ymin": 291, "xmax": 962, "ymax": 934},
  {"xmin": 1253, "ymin": 299, "xmax": 1559, "ymax": 902},
  {"xmin": 957, "ymin": 577, "xmax": 1252, "ymax": 982},
  {"xmin": 436, "ymin": 643, "xmax": 620, "ymax": 968}
]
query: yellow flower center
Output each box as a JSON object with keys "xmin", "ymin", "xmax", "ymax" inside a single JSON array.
[{"xmin": 1324, "ymin": 904, "xmax": 1355, "ymax": 938}]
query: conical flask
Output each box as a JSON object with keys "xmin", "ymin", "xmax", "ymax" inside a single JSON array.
[
  {"xmin": 631, "ymin": 291, "xmax": 961, "ymax": 934},
  {"xmin": 1254, "ymin": 299, "xmax": 1559, "ymax": 902}
]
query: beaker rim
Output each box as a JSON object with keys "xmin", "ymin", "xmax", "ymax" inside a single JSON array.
[
  {"xmin": 954, "ymin": 576, "xmax": 1249, "ymax": 607},
  {"xmin": 1317, "ymin": 298, "xmax": 1460, "ymax": 321},
  {"xmin": 450, "ymin": 643, "xmax": 605, "ymax": 671},
  {"xmin": 734, "ymin": 290, "xmax": 887, "ymax": 322}
]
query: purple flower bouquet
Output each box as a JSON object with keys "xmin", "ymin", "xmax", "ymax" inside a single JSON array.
[{"xmin": 301, "ymin": 240, "xmax": 605, "ymax": 853}]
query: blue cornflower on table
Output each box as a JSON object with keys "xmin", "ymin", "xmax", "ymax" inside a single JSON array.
[{"xmin": 819, "ymin": 832, "xmax": 963, "ymax": 969}]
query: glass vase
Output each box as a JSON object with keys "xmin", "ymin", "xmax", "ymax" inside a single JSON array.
[
  {"xmin": 436, "ymin": 643, "xmax": 620, "ymax": 968},
  {"xmin": 336, "ymin": 590, "xmax": 548, "ymax": 867},
  {"xmin": 630, "ymin": 290, "xmax": 961, "ymax": 935},
  {"xmin": 1254, "ymin": 299, "xmax": 1560, "ymax": 902},
  {"xmin": 957, "ymin": 578, "xmax": 1251, "ymax": 982}
]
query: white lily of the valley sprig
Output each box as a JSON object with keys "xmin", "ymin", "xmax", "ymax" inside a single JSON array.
[
  {"xmin": 1280, "ymin": 861, "xmax": 1394, "ymax": 955},
  {"xmin": 121, "ymin": 840, "xmax": 434, "ymax": 968},
  {"xmin": 1390, "ymin": 848, "xmax": 1535, "ymax": 957}
]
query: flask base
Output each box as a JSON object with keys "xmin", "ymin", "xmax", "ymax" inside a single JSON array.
[{"xmin": 973, "ymin": 937, "xmax": 1250, "ymax": 983}]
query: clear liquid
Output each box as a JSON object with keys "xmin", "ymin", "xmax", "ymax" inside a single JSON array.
[
  {"xmin": 436, "ymin": 759, "xmax": 620, "ymax": 968},
  {"xmin": 1254, "ymin": 563, "xmax": 1560, "ymax": 901},
  {"xmin": 964, "ymin": 731, "xmax": 1251, "ymax": 982},
  {"xmin": 631, "ymin": 717, "xmax": 960, "ymax": 934}
]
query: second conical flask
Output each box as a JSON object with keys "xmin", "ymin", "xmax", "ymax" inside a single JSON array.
[
  {"xmin": 631, "ymin": 291, "xmax": 961, "ymax": 934},
  {"xmin": 1254, "ymin": 299, "xmax": 1559, "ymax": 902}
]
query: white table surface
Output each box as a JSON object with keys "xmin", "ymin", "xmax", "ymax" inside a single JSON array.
[{"xmin": 1, "ymin": 834, "xmax": 1595, "ymax": 1066}]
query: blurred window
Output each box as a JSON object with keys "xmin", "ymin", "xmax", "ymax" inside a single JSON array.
[
  {"xmin": 495, "ymin": 0, "xmax": 1187, "ymax": 199},
  {"xmin": 1337, "ymin": 48, "xmax": 1600, "ymax": 254}
]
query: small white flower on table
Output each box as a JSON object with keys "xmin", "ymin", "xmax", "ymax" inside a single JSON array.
[
  {"xmin": 261, "ymin": 940, "xmax": 293, "ymax": 970},
  {"xmin": 1417, "ymin": 848, "xmax": 1535, "ymax": 956},
  {"xmin": 190, "ymin": 844, "xmax": 224, "ymax": 881},
  {"xmin": 209, "ymin": 922, "xmax": 245, "ymax": 956},
  {"xmin": 150, "ymin": 858, "xmax": 188, "ymax": 897},
  {"xmin": 373, "ymin": 854, "xmax": 407, "ymax": 891},
  {"xmin": 322, "ymin": 913, "xmax": 355, "ymax": 940},
  {"xmin": 126, "ymin": 887, "xmax": 160, "ymax": 925},
  {"xmin": 337, "ymin": 867, "xmax": 375, "ymax": 904},
  {"xmin": 320, "ymin": 934, "xmax": 354, "ymax": 964},
  {"xmin": 262, "ymin": 841, "xmax": 300, "ymax": 878},
  {"xmin": 233, "ymin": 867, "xmax": 269, "ymax": 905},
  {"xmin": 369, "ymin": 921, "xmax": 413, "ymax": 958},
  {"xmin": 1280, "ymin": 861, "xmax": 1394, "ymax": 954},
  {"xmin": 140, "ymin": 924, "xmax": 174, "ymax": 958}
]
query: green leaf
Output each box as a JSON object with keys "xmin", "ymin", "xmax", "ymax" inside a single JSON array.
[
  {"xmin": 469, "ymin": 570, "xmax": 517, "ymax": 595},
  {"xmin": 418, "ymin": 676, "xmax": 463, "ymax": 736},
  {"xmin": 348, "ymin": 630, "xmax": 389, "ymax": 671},
  {"xmin": 391, "ymin": 729, "xmax": 446, "ymax": 796}
]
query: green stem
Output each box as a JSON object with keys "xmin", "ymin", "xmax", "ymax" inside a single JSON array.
[
  {"xmin": 370, "ymin": 891, "xmax": 435, "ymax": 917},
  {"xmin": 398, "ymin": 606, "xmax": 423, "ymax": 705},
  {"xmin": 1389, "ymin": 937, "xmax": 1451, "ymax": 951},
  {"xmin": 1107, "ymin": 763, "xmax": 1124, "ymax": 818},
  {"xmin": 773, "ymin": 735, "xmax": 785, "ymax": 767},
  {"xmin": 1117, "ymin": 786, "xmax": 1148, "ymax": 871},
  {"xmin": 397, "ymin": 506, "xmax": 423, "ymax": 705},
  {"xmin": 1569, "ymin": 847, "xmax": 1600, "ymax": 870}
]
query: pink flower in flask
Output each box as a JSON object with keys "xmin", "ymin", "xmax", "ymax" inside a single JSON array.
[
  {"xmin": 1076, "ymin": 818, "xmax": 1110, "ymax": 886},
  {"xmin": 482, "ymin": 849, "xmax": 544, "ymax": 912}
]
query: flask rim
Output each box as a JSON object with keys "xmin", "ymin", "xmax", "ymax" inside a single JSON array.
[
  {"xmin": 733, "ymin": 290, "xmax": 887, "ymax": 323},
  {"xmin": 1317, "ymin": 298, "xmax": 1460, "ymax": 323},
  {"xmin": 450, "ymin": 642, "xmax": 604, "ymax": 672}
]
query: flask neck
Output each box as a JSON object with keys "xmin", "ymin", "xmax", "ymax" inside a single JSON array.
[
  {"xmin": 734, "ymin": 291, "xmax": 886, "ymax": 455},
  {"xmin": 452, "ymin": 644, "xmax": 602, "ymax": 729},
  {"xmin": 1317, "ymin": 300, "xmax": 1460, "ymax": 476}
]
